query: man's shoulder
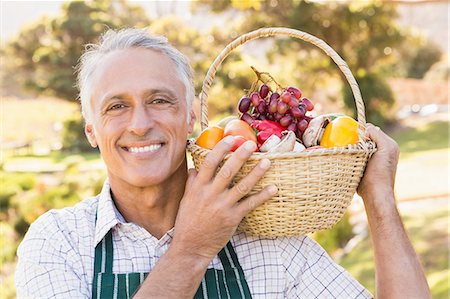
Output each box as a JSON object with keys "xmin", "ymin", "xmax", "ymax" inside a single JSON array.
[
  {"xmin": 232, "ymin": 231, "xmax": 322, "ymax": 261},
  {"xmin": 19, "ymin": 196, "xmax": 99, "ymax": 251},
  {"xmin": 233, "ymin": 231, "xmax": 320, "ymax": 251},
  {"xmin": 33, "ymin": 196, "xmax": 98, "ymax": 232}
]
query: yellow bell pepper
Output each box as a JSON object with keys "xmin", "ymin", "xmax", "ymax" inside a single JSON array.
[{"xmin": 320, "ymin": 116, "xmax": 359, "ymax": 148}]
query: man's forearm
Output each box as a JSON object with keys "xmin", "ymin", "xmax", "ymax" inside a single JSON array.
[
  {"xmin": 133, "ymin": 246, "xmax": 211, "ymax": 299},
  {"xmin": 364, "ymin": 191, "xmax": 430, "ymax": 299}
]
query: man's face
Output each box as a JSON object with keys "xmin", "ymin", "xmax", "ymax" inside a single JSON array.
[{"xmin": 85, "ymin": 48, "xmax": 195, "ymax": 187}]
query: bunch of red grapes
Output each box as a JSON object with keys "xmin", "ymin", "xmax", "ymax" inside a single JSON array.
[{"xmin": 238, "ymin": 83, "xmax": 315, "ymax": 139}]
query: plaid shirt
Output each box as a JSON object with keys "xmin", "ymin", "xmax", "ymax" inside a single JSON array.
[{"xmin": 15, "ymin": 181, "xmax": 372, "ymax": 298}]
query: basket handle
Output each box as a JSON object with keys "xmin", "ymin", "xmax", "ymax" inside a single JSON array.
[{"xmin": 199, "ymin": 27, "xmax": 367, "ymax": 138}]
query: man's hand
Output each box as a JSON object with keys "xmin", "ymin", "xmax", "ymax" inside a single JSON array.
[
  {"xmin": 134, "ymin": 136, "xmax": 276, "ymax": 299},
  {"xmin": 357, "ymin": 123, "xmax": 400, "ymax": 202},
  {"xmin": 172, "ymin": 136, "xmax": 277, "ymax": 261},
  {"xmin": 356, "ymin": 123, "xmax": 431, "ymax": 299}
]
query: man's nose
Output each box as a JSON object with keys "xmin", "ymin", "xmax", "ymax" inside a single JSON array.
[{"xmin": 128, "ymin": 106, "xmax": 154, "ymax": 136}]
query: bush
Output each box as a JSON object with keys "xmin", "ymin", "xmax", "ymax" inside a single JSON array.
[
  {"xmin": 61, "ymin": 114, "xmax": 97, "ymax": 153},
  {"xmin": 0, "ymin": 222, "xmax": 18, "ymax": 264},
  {"xmin": 313, "ymin": 212, "xmax": 354, "ymax": 254},
  {"xmin": 0, "ymin": 172, "xmax": 36, "ymax": 212},
  {"xmin": 0, "ymin": 185, "xmax": 17, "ymax": 212}
]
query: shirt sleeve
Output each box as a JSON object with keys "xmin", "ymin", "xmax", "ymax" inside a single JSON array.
[
  {"xmin": 15, "ymin": 211, "xmax": 90, "ymax": 299},
  {"xmin": 281, "ymin": 236, "xmax": 373, "ymax": 299}
]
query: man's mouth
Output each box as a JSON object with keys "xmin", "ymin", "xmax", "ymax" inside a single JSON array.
[{"xmin": 125, "ymin": 143, "xmax": 163, "ymax": 153}]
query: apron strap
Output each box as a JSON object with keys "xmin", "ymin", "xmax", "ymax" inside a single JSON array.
[
  {"xmin": 216, "ymin": 241, "xmax": 252, "ymax": 298},
  {"xmin": 94, "ymin": 230, "xmax": 114, "ymax": 275}
]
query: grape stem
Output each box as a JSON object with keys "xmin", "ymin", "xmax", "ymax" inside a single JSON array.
[{"xmin": 250, "ymin": 66, "xmax": 285, "ymax": 92}]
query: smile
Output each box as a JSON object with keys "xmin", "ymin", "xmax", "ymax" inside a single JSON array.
[{"xmin": 127, "ymin": 144, "xmax": 162, "ymax": 153}]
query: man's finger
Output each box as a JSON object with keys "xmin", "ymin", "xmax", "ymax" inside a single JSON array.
[
  {"xmin": 196, "ymin": 136, "xmax": 235, "ymax": 183},
  {"xmin": 365, "ymin": 123, "xmax": 399, "ymax": 153},
  {"xmin": 186, "ymin": 168, "xmax": 198, "ymax": 187},
  {"xmin": 228, "ymin": 158, "xmax": 272, "ymax": 201},
  {"xmin": 213, "ymin": 141, "xmax": 257, "ymax": 191},
  {"xmin": 236, "ymin": 185, "xmax": 278, "ymax": 215}
]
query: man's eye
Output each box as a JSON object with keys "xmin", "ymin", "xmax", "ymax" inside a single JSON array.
[
  {"xmin": 152, "ymin": 98, "xmax": 170, "ymax": 104},
  {"xmin": 108, "ymin": 104, "xmax": 126, "ymax": 111}
]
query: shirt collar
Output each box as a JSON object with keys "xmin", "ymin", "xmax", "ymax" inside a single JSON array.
[
  {"xmin": 94, "ymin": 179, "xmax": 124, "ymax": 246},
  {"xmin": 94, "ymin": 179, "xmax": 177, "ymax": 247}
]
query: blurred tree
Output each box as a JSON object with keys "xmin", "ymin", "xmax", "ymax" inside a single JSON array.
[
  {"xmin": 4, "ymin": 0, "xmax": 148, "ymax": 101},
  {"xmin": 424, "ymin": 59, "xmax": 449, "ymax": 81},
  {"xmin": 192, "ymin": 0, "xmax": 441, "ymax": 126},
  {"xmin": 343, "ymin": 72, "xmax": 395, "ymax": 127},
  {"xmin": 405, "ymin": 40, "xmax": 442, "ymax": 79}
]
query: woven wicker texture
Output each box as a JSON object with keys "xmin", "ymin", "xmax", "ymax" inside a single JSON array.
[{"xmin": 187, "ymin": 27, "xmax": 377, "ymax": 237}]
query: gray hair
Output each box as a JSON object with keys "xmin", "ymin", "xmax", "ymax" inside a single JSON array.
[{"xmin": 76, "ymin": 28, "xmax": 195, "ymax": 123}]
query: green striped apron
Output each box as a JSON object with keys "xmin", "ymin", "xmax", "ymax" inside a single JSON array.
[{"xmin": 92, "ymin": 230, "xmax": 252, "ymax": 298}]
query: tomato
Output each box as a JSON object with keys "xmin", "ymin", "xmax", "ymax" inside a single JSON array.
[
  {"xmin": 230, "ymin": 136, "xmax": 247, "ymax": 152},
  {"xmin": 223, "ymin": 120, "xmax": 257, "ymax": 143},
  {"xmin": 195, "ymin": 126, "xmax": 224, "ymax": 149},
  {"xmin": 320, "ymin": 116, "xmax": 359, "ymax": 148}
]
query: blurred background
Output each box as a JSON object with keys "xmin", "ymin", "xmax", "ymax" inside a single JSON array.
[{"xmin": 0, "ymin": 0, "xmax": 448, "ymax": 298}]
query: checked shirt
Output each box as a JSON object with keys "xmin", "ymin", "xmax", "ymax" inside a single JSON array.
[{"xmin": 15, "ymin": 180, "xmax": 373, "ymax": 299}]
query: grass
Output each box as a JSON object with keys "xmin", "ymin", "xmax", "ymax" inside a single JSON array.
[
  {"xmin": 391, "ymin": 120, "xmax": 449, "ymax": 155},
  {"xmin": 390, "ymin": 119, "xmax": 449, "ymax": 200},
  {"xmin": 340, "ymin": 202, "xmax": 449, "ymax": 298},
  {"xmin": 395, "ymin": 148, "xmax": 449, "ymax": 199}
]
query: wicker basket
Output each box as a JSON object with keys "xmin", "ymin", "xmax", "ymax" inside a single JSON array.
[{"xmin": 187, "ymin": 27, "xmax": 376, "ymax": 237}]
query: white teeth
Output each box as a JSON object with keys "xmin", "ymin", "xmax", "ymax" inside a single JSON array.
[{"xmin": 128, "ymin": 144, "xmax": 162, "ymax": 153}]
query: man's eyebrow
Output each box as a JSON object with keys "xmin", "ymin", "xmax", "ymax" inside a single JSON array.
[
  {"xmin": 142, "ymin": 88, "xmax": 178, "ymax": 100},
  {"xmin": 100, "ymin": 93, "xmax": 128, "ymax": 109}
]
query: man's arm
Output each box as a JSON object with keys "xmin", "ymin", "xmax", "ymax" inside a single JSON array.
[
  {"xmin": 358, "ymin": 124, "xmax": 430, "ymax": 299},
  {"xmin": 133, "ymin": 137, "xmax": 276, "ymax": 298}
]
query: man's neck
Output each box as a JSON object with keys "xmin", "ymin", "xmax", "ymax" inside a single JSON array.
[{"xmin": 108, "ymin": 160, "xmax": 188, "ymax": 239}]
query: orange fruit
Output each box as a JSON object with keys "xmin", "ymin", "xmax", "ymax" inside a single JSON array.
[{"xmin": 195, "ymin": 126, "xmax": 224, "ymax": 149}]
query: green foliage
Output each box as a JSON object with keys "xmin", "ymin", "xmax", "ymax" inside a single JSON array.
[
  {"xmin": 12, "ymin": 183, "xmax": 81, "ymax": 235},
  {"xmin": 0, "ymin": 222, "xmax": 18, "ymax": 265},
  {"xmin": 313, "ymin": 212, "xmax": 354, "ymax": 254},
  {"xmin": 343, "ymin": 72, "xmax": 395, "ymax": 127},
  {"xmin": 4, "ymin": 0, "xmax": 149, "ymax": 101},
  {"xmin": 0, "ymin": 172, "xmax": 37, "ymax": 212},
  {"xmin": 62, "ymin": 114, "xmax": 96, "ymax": 152},
  {"xmin": 194, "ymin": 1, "xmax": 442, "ymax": 121},
  {"xmin": 406, "ymin": 42, "xmax": 442, "ymax": 79},
  {"xmin": 396, "ymin": 35, "xmax": 443, "ymax": 79}
]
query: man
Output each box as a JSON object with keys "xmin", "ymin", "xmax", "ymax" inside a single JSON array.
[{"xmin": 15, "ymin": 28, "xmax": 430, "ymax": 299}]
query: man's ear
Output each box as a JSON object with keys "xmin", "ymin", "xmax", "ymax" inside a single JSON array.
[
  {"xmin": 84, "ymin": 124, "xmax": 98, "ymax": 148},
  {"xmin": 187, "ymin": 110, "xmax": 196, "ymax": 135}
]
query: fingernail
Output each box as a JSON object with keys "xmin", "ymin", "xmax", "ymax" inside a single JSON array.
[
  {"xmin": 268, "ymin": 185, "xmax": 278, "ymax": 195},
  {"xmin": 244, "ymin": 141, "xmax": 256, "ymax": 151},
  {"xmin": 260, "ymin": 159, "xmax": 271, "ymax": 169},
  {"xmin": 223, "ymin": 136, "xmax": 235, "ymax": 145}
]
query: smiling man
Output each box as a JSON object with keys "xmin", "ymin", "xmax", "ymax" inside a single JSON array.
[{"xmin": 15, "ymin": 28, "xmax": 430, "ymax": 299}]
